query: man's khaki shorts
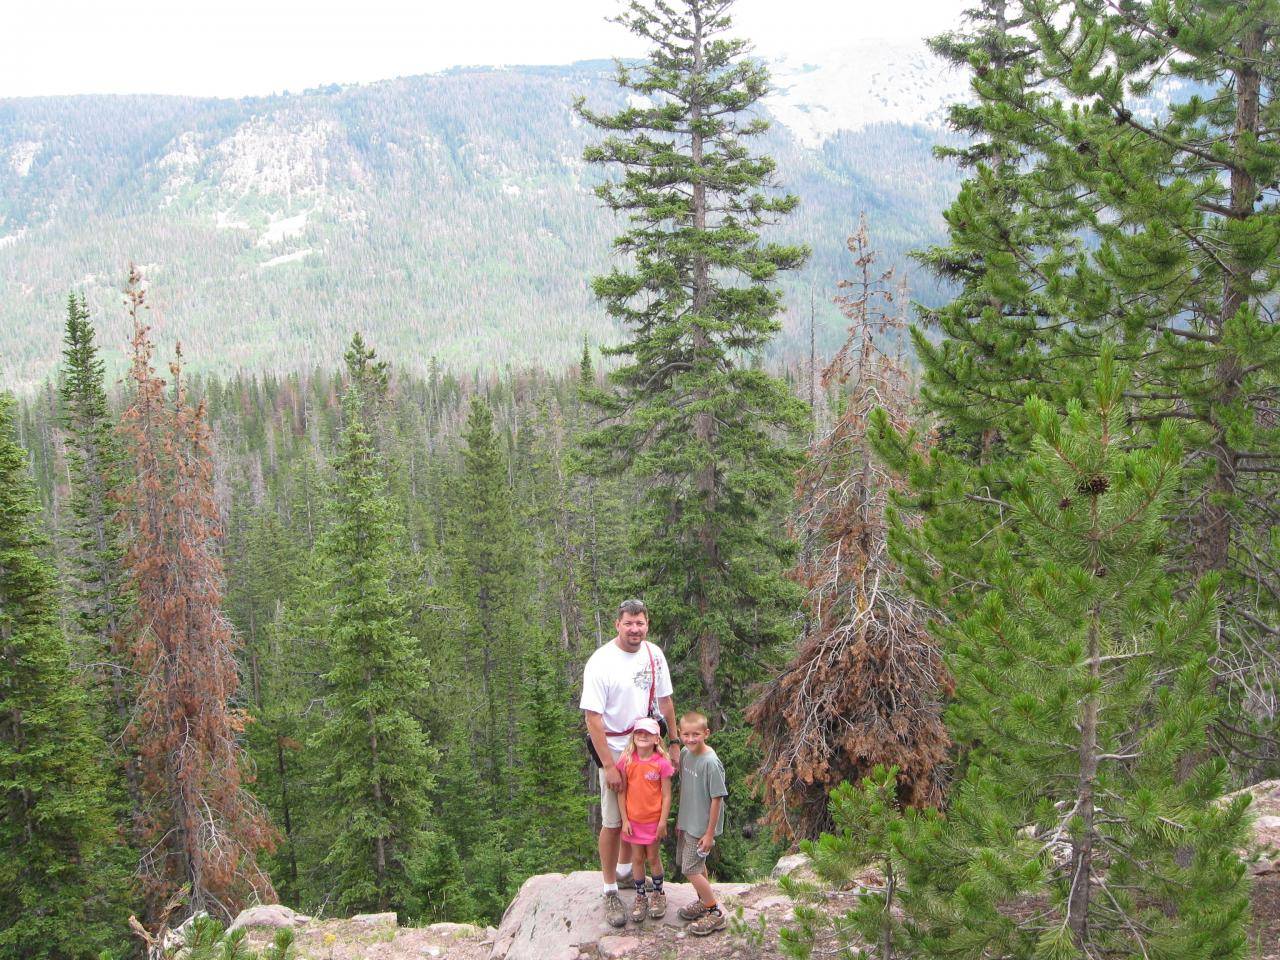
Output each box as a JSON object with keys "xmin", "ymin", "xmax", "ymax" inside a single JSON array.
[
  {"xmin": 676, "ymin": 829, "xmax": 709, "ymax": 876},
  {"xmin": 598, "ymin": 749, "xmax": 623, "ymax": 829}
]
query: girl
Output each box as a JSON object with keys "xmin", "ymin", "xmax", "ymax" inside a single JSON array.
[{"xmin": 616, "ymin": 716, "xmax": 674, "ymax": 923}]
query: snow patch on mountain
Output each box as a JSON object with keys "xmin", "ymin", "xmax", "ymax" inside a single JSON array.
[{"xmin": 765, "ymin": 41, "xmax": 970, "ymax": 145}]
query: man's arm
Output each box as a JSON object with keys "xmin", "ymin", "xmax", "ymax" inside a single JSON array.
[
  {"xmin": 657, "ymin": 694, "xmax": 679, "ymax": 768},
  {"xmin": 584, "ymin": 710, "xmax": 621, "ymax": 791},
  {"xmin": 616, "ymin": 765, "xmax": 631, "ymax": 834}
]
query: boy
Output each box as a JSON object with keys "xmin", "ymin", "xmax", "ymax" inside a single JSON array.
[{"xmin": 674, "ymin": 711, "xmax": 728, "ymax": 935}]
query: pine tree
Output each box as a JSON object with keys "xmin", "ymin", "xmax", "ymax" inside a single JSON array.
[
  {"xmin": 897, "ymin": 0, "xmax": 1280, "ymax": 762},
  {"xmin": 117, "ymin": 270, "xmax": 276, "ymax": 923},
  {"xmin": 312, "ymin": 385, "xmax": 436, "ymax": 914},
  {"xmin": 0, "ymin": 393, "xmax": 128, "ymax": 960},
  {"xmin": 576, "ymin": 0, "xmax": 808, "ymax": 724},
  {"xmin": 895, "ymin": 353, "xmax": 1250, "ymax": 958}
]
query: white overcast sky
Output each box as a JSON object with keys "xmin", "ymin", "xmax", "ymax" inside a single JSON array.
[{"xmin": 4, "ymin": 0, "xmax": 961, "ymax": 99}]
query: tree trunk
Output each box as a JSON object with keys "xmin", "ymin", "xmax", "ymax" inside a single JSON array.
[
  {"xmin": 689, "ymin": 1, "xmax": 723, "ymax": 726},
  {"xmin": 367, "ymin": 700, "xmax": 387, "ymax": 909},
  {"xmin": 1190, "ymin": 24, "xmax": 1261, "ymax": 579}
]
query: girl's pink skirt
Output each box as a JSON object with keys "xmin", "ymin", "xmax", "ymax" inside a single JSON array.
[{"xmin": 623, "ymin": 820, "xmax": 659, "ymax": 846}]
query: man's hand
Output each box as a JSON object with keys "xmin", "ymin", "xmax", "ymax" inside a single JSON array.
[
  {"xmin": 603, "ymin": 764, "xmax": 622, "ymax": 791},
  {"xmin": 698, "ymin": 833, "xmax": 714, "ymax": 855}
]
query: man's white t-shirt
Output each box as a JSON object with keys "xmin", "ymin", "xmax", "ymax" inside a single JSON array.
[{"xmin": 580, "ymin": 639, "xmax": 674, "ymax": 754}]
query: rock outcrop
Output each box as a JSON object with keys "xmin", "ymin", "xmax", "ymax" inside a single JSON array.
[{"xmin": 490, "ymin": 871, "xmax": 755, "ymax": 960}]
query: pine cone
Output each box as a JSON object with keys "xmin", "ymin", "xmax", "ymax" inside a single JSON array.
[{"xmin": 1078, "ymin": 475, "xmax": 1110, "ymax": 496}]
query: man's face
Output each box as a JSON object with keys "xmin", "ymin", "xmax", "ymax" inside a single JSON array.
[
  {"xmin": 615, "ymin": 612, "xmax": 648, "ymax": 651},
  {"xmin": 679, "ymin": 723, "xmax": 708, "ymax": 750}
]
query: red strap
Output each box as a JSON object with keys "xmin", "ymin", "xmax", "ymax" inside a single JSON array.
[{"xmin": 646, "ymin": 642, "xmax": 657, "ymax": 717}]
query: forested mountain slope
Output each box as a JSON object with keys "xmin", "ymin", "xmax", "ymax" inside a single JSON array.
[{"xmin": 0, "ymin": 50, "xmax": 965, "ymax": 390}]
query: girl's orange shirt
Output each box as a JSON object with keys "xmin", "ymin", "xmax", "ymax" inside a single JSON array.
[{"xmin": 617, "ymin": 752, "xmax": 674, "ymax": 824}]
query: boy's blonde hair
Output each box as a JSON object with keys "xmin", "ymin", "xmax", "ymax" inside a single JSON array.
[{"xmin": 678, "ymin": 711, "xmax": 710, "ymax": 732}]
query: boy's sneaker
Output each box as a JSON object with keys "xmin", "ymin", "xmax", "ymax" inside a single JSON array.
[
  {"xmin": 648, "ymin": 889, "xmax": 667, "ymax": 919},
  {"xmin": 604, "ymin": 891, "xmax": 626, "ymax": 928},
  {"xmin": 630, "ymin": 892, "xmax": 649, "ymax": 924},
  {"xmin": 689, "ymin": 908, "xmax": 726, "ymax": 936},
  {"xmin": 677, "ymin": 900, "xmax": 709, "ymax": 921}
]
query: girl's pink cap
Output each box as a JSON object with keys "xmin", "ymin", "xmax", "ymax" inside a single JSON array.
[{"xmin": 633, "ymin": 717, "xmax": 661, "ymax": 735}]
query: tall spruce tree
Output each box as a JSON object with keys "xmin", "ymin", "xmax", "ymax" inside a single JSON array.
[
  {"xmin": 313, "ymin": 385, "xmax": 436, "ymax": 914},
  {"xmin": 452, "ymin": 397, "xmax": 527, "ymax": 808},
  {"xmin": 0, "ymin": 393, "xmax": 127, "ymax": 960},
  {"xmin": 576, "ymin": 0, "xmax": 808, "ymax": 723},
  {"xmin": 58, "ymin": 293, "xmax": 131, "ymax": 703},
  {"xmin": 895, "ymin": 0, "xmax": 1280, "ymax": 761},
  {"xmin": 56, "ymin": 292, "xmax": 141, "ymax": 868}
]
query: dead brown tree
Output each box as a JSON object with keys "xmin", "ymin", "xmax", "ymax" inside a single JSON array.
[{"xmin": 748, "ymin": 218, "xmax": 952, "ymax": 840}]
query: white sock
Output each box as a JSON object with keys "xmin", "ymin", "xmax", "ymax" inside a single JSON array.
[
  {"xmin": 616, "ymin": 863, "xmax": 633, "ymax": 881},
  {"xmin": 603, "ymin": 882, "xmax": 618, "ymax": 894}
]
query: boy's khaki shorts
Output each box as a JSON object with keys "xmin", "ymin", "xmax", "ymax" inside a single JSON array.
[
  {"xmin": 598, "ymin": 749, "xmax": 623, "ymax": 829},
  {"xmin": 676, "ymin": 829, "xmax": 709, "ymax": 876}
]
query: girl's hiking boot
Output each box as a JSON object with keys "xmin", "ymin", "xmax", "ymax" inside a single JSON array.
[
  {"xmin": 648, "ymin": 889, "xmax": 667, "ymax": 918},
  {"xmin": 677, "ymin": 900, "xmax": 708, "ymax": 921},
  {"xmin": 630, "ymin": 892, "xmax": 649, "ymax": 924},
  {"xmin": 604, "ymin": 891, "xmax": 627, "ymax": 928},
  {"xmin": 689, "ymin": 907, "xmax": 726, "ymax": 936}
]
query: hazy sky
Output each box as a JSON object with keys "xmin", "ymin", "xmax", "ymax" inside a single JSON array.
[{"xmin": 5, "ymin": 0, "xmax": 961, "ymax": 98}]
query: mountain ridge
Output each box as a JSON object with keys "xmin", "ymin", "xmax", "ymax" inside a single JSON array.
[{"xmin": 0, "ymin": 48, "xmax": 967, "ymax": 391}]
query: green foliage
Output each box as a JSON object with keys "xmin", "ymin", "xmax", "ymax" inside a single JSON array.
[
  {"xmin": 170, "ymin": 916, "xmax": 295, "ymax": 960},
  {"xmin": 781, "ymin": 766, "xmax": 908, "ymax": 960},
  {"xmin": 0, "ymin": 393, "xmax": 129, "ymax": 960},
  {"xmin": 509, "ymin": 648, "xmax": 595, "ymax": 877},
  {"xmin": 55, "ymin": 290, "xmax": 140, "ymax": 911},
  {"xmin": 451, "ymin": 397, "xmax": 528, "ymax": 807},
  {"xmin": 893, "ymin": 354, "xmax": 1249, "ymax": 958}
]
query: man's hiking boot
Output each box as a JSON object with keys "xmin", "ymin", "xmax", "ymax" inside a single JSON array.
[
  {"xmin": 677, "ymin": 899, "xmax": 709, "ymax": 921},
  {"xmin": 630, "ymin": 891, "xmax": 649, "ymax": 924},
  {"xmin": 648, "ymin": 889, "xmax": 667, "ymax": 919},
  {"xmin": 688, "ymin": 907, "xmax": 726, "ymax": 936},
  {"xmin": 604, "ymin": 891, "xmax": 627, "ymax": 928}
]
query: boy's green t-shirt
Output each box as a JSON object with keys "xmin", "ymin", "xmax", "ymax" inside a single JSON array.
[{"xmin": 677, "ymin": 746, "xmax": 727, "ymax": 837}]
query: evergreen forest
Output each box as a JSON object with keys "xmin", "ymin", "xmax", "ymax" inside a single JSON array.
[{"xmin": 2, "ymin": 1, "xmax": 1278, "ymax": 958}]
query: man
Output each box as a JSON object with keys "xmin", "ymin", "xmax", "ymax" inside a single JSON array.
[{"xmin": 581, "ymin": 599, "xmax": 681, "ymax": 928}]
